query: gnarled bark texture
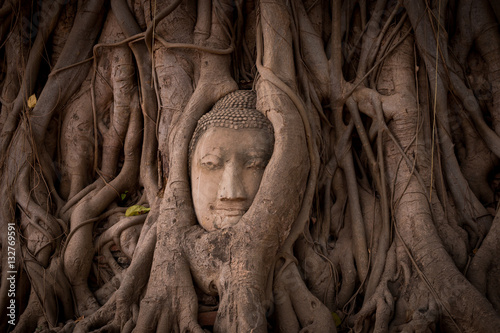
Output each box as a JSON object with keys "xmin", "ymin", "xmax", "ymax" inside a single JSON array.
[{"xmin": 1, "ymin": 0, "xmax": 500, "ymax": 332}]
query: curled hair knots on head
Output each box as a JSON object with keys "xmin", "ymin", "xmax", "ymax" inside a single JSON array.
[{"xmin": 189, "ymin": 90, "xmax": 274, "ymax": 161}]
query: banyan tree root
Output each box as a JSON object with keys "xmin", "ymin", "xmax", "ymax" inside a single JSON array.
[
  {"xmin": 72, "ymin": 294, "xmax": 118, "ymax": 333},
  {"xmin": 3, "ymin": 0, "xmax": 500, "ymax": 332},
  {"xmin": 350, "ymin": 244, "xmax": 398, "ymax": 333},
  {"xmin": 274, "ymin": 259, "xmax": 336, "ymax": 332}
]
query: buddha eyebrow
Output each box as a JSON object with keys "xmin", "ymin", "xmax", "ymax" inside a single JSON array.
[
  {"xmin": 199, "ymin": 147, "xmax": 223, "ymax": 157},
  {"xmin": 245, "ymin": 148, "xmax": 272, "ymax": 156},
  {"xmin": 200, "ymin": 152, "xmax": 222, "ymax": 159}
]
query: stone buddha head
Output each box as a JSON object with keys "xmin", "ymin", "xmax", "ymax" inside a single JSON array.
[{"xmin": 189, "ymin": 90, "xmax": 274, "ymax": 231}]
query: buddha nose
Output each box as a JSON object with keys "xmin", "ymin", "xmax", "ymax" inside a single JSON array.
[{"xmin": 217, "ymin": 162, "xmax": 246, "ymax": 201}]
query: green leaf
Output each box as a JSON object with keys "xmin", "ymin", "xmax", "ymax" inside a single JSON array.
[
  {"xmin": 120, "ymin": 191, "xmax": 128, "ymax": 201},
  {"xmin": 332, "ymin": 312, "xmax": 342, "ymax": 327},
  {"xmin": 125, "ymin": 205, "xmax": 151, "ymax": 216}
]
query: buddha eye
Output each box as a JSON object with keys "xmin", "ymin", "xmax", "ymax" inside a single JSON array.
[
  {"xmin": 200, "ymin": 155, "xmax": 222, "ymax": 170},
  {"xmin": 245, "ymin": 157, "xmax": 267, "ymax": 169}
]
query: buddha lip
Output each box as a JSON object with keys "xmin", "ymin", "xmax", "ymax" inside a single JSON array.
[{"xmin": 215, "ymin": 208, "xmax": 247, "ymax": 216}]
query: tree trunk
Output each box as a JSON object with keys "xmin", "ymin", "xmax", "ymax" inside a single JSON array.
[{"xmin": 1, "ymin": 0, "xmax": 499, "ymax": 332}]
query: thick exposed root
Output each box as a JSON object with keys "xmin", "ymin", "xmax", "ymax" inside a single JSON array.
[
  {"xmin": 274, "ymin": 260, "xmax": 336, "ymax": 332},
  {"xmin": 73, "ymin": 294, "xmax": 117, "ymax": 333},
  {"xmin": 468, "ymin": 209, "xmax": 500, "ymax": 308},
  {"xmin": 3, "ymin": 1, "xmax": 500, "ymax": 332},
  {"xmin": 350, "ymin": 244, "xmax": 397, "ymax": 333},
  {"xmin": 114, "ymin": 210, "xmax": 158, "ymax": 329}
]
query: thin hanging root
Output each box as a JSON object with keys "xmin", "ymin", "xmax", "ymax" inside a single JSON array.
[
  {"xmin": 355, "ymin": 0, "xmax": 392, "ymax": 81},
  {"xmin": 403, "ymin": 0, "xmax": 491, "ymax": 236},
  {"xmin": 345, "ymin": 95, "xmax": 391, "ymax": 299},
  {"xmin": 370, "ymin": 12, "xmax": 409, "ymax": 88},
  {"xmin": 144, "ymin": 0, "xmax": 184, "ymax": 52},
  {"xmin": 345, "ymin": 26, "xmax": 413, "ymax": 98},
  {"xmin": 351, "ymin": 87, "xmax": 433, "ymax": 208},
  {"xmin": 154, "ymin": 35, "xmax": 234, "ymax": 54},
  {"xmin": 366, "ymin": 4, "xmax": 403, "ymax": 83}
]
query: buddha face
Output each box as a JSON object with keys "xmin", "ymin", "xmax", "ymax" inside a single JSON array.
[{"xmin": 190, "ymin": 126, "xmax": 273, "ymax": 231}]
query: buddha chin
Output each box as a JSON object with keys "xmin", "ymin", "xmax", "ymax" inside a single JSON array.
[{"xmin": 213, "ymin": 213, "xmax": 244, "ymax": 230}]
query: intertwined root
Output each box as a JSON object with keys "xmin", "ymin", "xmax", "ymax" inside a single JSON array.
[
  {"xmin": 274, "ymin": 260, "xmax": 336, "ymax": 332},
  {"xmin": 2, "ymin": 0, "xmax": 500, "ymax": 332}
]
